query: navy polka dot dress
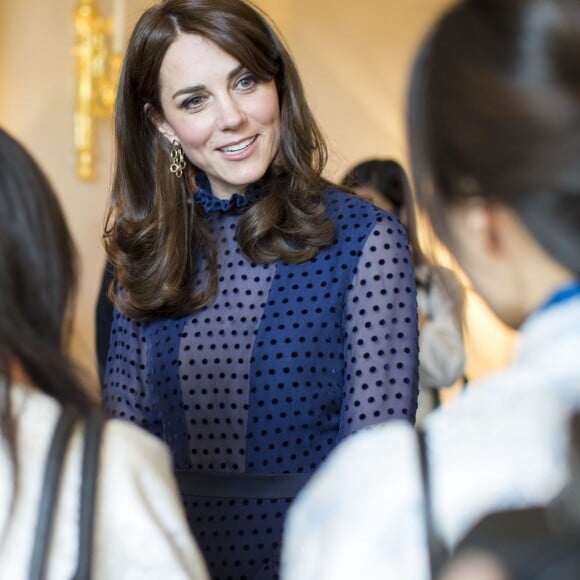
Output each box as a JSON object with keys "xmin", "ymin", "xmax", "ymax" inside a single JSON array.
[{"xmin": 102, "ymin": 184, "xmax": 419, "ymax": 579}]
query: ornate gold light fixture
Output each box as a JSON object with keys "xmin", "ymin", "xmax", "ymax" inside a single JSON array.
[{"xmin": 74, "ymin": 0, "xmax": 124, "ymax": 180}]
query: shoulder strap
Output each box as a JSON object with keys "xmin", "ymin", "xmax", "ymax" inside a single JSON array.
[
  {"xmin": 29, "ymin": 405, "xmax": 80, "ymax": 580},
  {"xmin": 416, "ymin": 428, "xmax": 448, "ymax": 577},
  {"xmin": 74, "ymin": 409, "xmax": 105, "ymax": 580}
]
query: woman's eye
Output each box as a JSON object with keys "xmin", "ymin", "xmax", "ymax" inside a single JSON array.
[
  {"xmin": 182, "ymin": 95, "xmax": 206, "ymax": 110},
  {"xmin": 236, "ymin": 74, "xmax": 256, "ymax": 90}
]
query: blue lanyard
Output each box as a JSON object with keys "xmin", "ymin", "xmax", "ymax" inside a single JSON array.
[{"xmin": 536, "ymin": 281, "xmax": 580, "ymax": 314}]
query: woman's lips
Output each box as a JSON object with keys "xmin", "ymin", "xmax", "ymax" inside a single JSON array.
[{"xmin": 218, "ymin": 136, "xmax": 259, "ymax": 158}]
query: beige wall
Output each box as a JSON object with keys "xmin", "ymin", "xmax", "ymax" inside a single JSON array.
[
  {"xmin": 1, "ymin": 0, "xmax": 115, "ymax": 387},
  {"xmin": 0, "ymin": 0, "xmax": 515, "ymax": 392}
]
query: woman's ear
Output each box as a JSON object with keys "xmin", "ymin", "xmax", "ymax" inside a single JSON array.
[
  {"xmin": 486, "ymin": 204, "xmax": 528, "ymax": 259},
  {"xmin": 444, "ymin": 199, "xmax": 509, "ymax": 279},
  {"xmin": 460, "ymin": 200, "xmax": 505, "ymax": 257},
  {"xmin": 144, "ymin": 103, "xmax": 176, "ymax": 144}
]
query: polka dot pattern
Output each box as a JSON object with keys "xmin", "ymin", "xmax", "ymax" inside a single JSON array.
[
  {"xmin": 103, "ymin": 188, "xmax": 419, "ymax": 579},
  {"xmin": 182, "ymin": 496, "xmax": 290, "ymax": 580}
]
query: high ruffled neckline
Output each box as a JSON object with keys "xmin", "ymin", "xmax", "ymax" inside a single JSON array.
[
  {"xmin": 193, "ymin": 173, "xmax": 256, "ymax": 214},
  {"xmin": 194, "ymin": 188, "xmax": 248, "ymax": 213}
]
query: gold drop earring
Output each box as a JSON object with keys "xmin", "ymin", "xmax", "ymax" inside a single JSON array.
[{"xmin": 170, "ymin": 140, "xmax": 186, "ymax": 178}]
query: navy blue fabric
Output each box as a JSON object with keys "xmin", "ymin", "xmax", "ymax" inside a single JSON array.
[{"xmin": 103, "ymin": 186, "xmax": 419, "ymax": 579}]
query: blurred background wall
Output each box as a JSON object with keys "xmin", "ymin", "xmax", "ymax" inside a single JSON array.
[{"xmin": 0, "ymin": 0, "xmax": 516, "ymax": 394}]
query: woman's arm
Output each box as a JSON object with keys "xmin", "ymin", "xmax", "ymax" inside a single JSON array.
[
  {"xmin": 101, "ymin": 309, "xmax": 164, "ymax": 440},
  {"xmin": 339, "ymin": 214, "xmax": 419, "ymax": 437}
]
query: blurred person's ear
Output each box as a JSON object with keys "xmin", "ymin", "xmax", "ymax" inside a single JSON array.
[{"xmin": 444, "ymin": 201, "xmax": 531, "ymax": 328}]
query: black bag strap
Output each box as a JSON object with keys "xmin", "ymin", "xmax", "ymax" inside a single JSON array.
[
  {"xmin": 29, "ymin": 407, "xmax": 105, "ymax": 580},
  {"xmin": 416, "ymin": 428, "xmax": 448, "ymax": 578},
  {"xmin": 74, "ymin": 409, "xmax": 105, "ymax": 580},
  {"xmin": 29, "ymin": 405, "xmax": 80, "ymax": 580}
]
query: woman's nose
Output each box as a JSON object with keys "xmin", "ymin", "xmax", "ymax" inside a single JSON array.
[{"xmin": 216, "ymin": 95, "xmax": 245, "ymax": 131}]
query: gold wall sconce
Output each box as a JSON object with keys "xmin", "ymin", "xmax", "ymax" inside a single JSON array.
[{"xmin": 74, "ymin": 0, "xmax": 125, "ymax": 180}]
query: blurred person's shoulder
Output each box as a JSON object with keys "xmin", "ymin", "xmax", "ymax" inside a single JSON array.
[{"xmin": 103, "ymin": 417, "xmax": 174, "ymax": 473}]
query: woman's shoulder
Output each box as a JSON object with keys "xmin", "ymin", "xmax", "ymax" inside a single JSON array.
[
  {"xmin": 103, "ymin": 418, "xmax": 172, "ymax": 468},
  {"xmin": 98, "ymin": 418, "xmax": 182, "ymax": 519},
  {"xmin": 97, "ymin": 418, "xmax": 210, "ymax": 578},
  {"xmin": 324, "ymin": 186, "xmax": 382, "ymax": 215},
  {"xmin": 283, "ymin": 421, "xmax": 424, "ymax": 579},
  {"xmin": 13, "ymin": 393, "xmax": 173, "ymax": 485},
  {"xmin": 287, "ymin": 420, "xmax": 420, "ymax": 528}
]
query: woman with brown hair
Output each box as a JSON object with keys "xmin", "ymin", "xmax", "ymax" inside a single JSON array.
[{"xmin": 101, "ymin": 0, "xmax": 418, "ymax": 577}]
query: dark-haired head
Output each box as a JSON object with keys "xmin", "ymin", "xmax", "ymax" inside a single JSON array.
[
  {"xmin": 341, "ymin": 159, "xmax": 407, "ymax": 218},
  {"xmin": 0, "ymin": 128, "xmax": 94, "ymax": 410},
  {"xmin": 409, "ymin": 0, "xmax": 580, "ymax": 274},
  {"xmin": 408, "ymin": 0, "xmax": 580, "ymax": 324},
  {"xmin": 107, "ymin": 0, "xmax": 333, "ymax": 318},
  {"xmin": 341, "ymin": 158, "xmax": 428, "ymax": 267},
  {"xmin": 115, "ymin": 0, "xmax": 326, "ymax": 200}
]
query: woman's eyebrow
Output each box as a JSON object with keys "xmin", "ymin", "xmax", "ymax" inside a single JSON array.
[{"xmin": 172, "ymin": 65, "xmax": 245, "ymax": 99}]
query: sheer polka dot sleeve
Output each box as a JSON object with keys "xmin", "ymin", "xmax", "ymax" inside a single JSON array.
[
  {"xmin": 102, "ymin": 309, "xmax": 164, "ymax": 439},
  {"xmin": 340, "ymin": 216, "xmax": 419, "ymax": 436}
]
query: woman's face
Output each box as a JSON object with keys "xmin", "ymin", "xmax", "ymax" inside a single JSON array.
[{"xmin": 155, "ymin": 33, "xmax": 281, "ymax": 199}]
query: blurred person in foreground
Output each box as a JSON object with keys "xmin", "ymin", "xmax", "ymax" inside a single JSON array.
[
  {"xmin": 0, "ymin": 128, "xmax": 208, "ymax": 579},
  {"xmin": 282, "ymin": 1, "xmax": 580, "ymax": 578}
]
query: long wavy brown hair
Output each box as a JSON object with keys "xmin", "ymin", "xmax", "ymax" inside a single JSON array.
[{"xmin": 105, "ymin": 0, "xmax": 335, "ymax": 319}]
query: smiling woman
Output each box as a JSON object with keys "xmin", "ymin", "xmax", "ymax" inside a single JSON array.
[
  {"xmin": 152, "ymin": 33, "xmax": 281, "ymax": 200},
  {"xmin": 101, "ymin": 1, "xmax": 419, "ymax": 578}
]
